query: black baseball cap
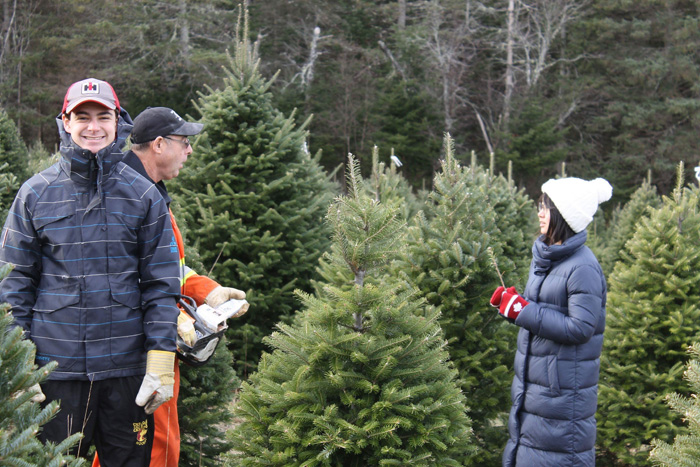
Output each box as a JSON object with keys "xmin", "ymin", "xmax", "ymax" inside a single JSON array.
[{"xmin": 131, "ymin": 107, "xmax": 203, "ymax": 144}]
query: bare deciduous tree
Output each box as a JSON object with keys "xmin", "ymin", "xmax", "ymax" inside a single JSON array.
[
  {"xmin": 513, "ymin": 0, "xmax": 589, "ymax": 88},
  {"xmin": 476, "ymin": 0, "xmax": 588, "ymax": 133},
  {"xmin": 398, "ymin": 0, "xmax": 406, "ymax": 30},
  {"xmin": 0, "ymin": 0, "xmax": 37, "ymax": 126},
  {"xmin": 417, "ymin": 0, "xmax": 477, "ymax": 133}
]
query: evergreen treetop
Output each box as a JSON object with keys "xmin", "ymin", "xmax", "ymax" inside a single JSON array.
[
  {"xmin": 598, "ymin": 175, "xmax": 661, "ymax": 275},
  {"xmin": 310, "ymin": 146, "xmax": 424, "ymax": 299},
  {"xmin": 227, "ymin": 155, "xmax": 472, "ymax": 466},
  {"xmin": 170, "ymin": 5, "xmax": 334, "ymax": 376}
]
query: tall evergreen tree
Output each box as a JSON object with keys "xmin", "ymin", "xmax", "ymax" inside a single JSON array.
[
  {"xmin": 226, "ymin": 155, "xmax": 473, "ymax": 466},
  {"xmin": 172, "ymin": 217, "xmax": 240, "ymax": 467},
  {"xmin": 392, "ymin": 136, "xmax": 534, "ymax": 466},
  {"xmin": 170, "ymin": 7, "xmax": 334, "ymax": 376},
  {"xmin": 597, "ymin": 166, "xmax": 700, "ymax": 466},
  {"xmin": 0, "ymin": 264, "xmax": 83, "ymax": 466},
  {"xmin": 649, "ymin": 343, "xmax": 700, "ymax": 466},
  {"xmin": 370, "ymin": 78, "xmax": 442, "ymax": 185},
  {"xmin": 571, "ymin": 0, "xmax": 700, "ymax": 198},
  {"xmin": 0, "ymin": 109, "xmax": 28, "ymax": 221}
]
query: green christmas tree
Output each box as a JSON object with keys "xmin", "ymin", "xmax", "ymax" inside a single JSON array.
[
  {"xmin": 170, "ymin": 7, "xmax": 334, "ymax": 376},
  {"xmin": 649, "ymin": 343, "xmax": 700, "ymax": 466},
  {"xmin": 597, "ymin": 175, "xmax": 661, "ymax": 275},
  {"xmin": 477, "ymin": 152, "xmax": 537, "ymax": 282},
  {"xmin": 0, "ymin": 109, "xmax": 28, "ymax": 222},
  {"xmin": 169, "ymin": 205, "xmax": 240, "ymax": 467},
  {"xmin": 179, "ymin": 336, "xmax": 239, "ymax": 467},
  {"xmin": 597, "ymin": 165, "xmax": 700, "ymax": 466},
  {"xmin": 392, "ymin": 136, "xmax": 534, "ymax": 466},
  {"xmin": 226, "ymin": 155, "xmax": 473, "ymax": 466},
  {"xmin": 0, "ymin": 265, "xmax": 84, "ymax": 466}
]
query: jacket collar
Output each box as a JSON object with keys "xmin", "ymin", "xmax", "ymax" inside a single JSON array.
[
  {"xmin": 122, "ymin": 150, "xmax": 171, "ymax": 205},
  {"xmin": 56, "ymin": 109, "xmax": 133, "ymax": 186},
  {"xmin": 532, "ymin": 230, "xmax": 587, "ymax": 275}
]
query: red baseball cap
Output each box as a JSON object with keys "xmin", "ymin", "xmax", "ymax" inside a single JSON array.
[{"xmin": 62, "ymin": 78, "xmax": 120, "ymax": 114}]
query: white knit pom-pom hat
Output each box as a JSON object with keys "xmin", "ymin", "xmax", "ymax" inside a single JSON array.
[{"xmin": 541, "ymin": 177, "xmax": 613, "ymax": 233}]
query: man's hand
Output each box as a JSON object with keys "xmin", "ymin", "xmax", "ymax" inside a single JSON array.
[
  {"xmin": 205, "ymin": 286, "xmax": 246, "ymax": 310},
  {"xmin": 177, "ymin": 311, "xmax": 196, "ymax": 347},
  {"xmin": 136, "ymin": 350, "xmax": 175, "ymax": 414}
]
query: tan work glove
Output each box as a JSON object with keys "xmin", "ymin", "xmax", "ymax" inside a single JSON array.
[
  {"xmin": 205, "ymin": 286, "xmax": 246, "ymax": 309},
  {"xmin": 15, "ymin": 383, "xmax": 45, "ymax": 403},
  {"xmin": 135, "ymin": 350, "xmax": 175, "ymax": 414},
  {"xmin": 177, "ymin": 311, "xmax": 196, "ymax": 347},
  {"xmin": 29, "ymin": 383, "xmax": 46, "ymax": 403}
]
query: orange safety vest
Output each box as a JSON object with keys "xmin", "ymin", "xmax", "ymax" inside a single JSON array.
[{"xmin": 94, "ymin": 209, "xmax": 218, "ymax": 467}]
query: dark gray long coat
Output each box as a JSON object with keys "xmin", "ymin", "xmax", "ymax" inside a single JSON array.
[{"xmin": 503, "ymin": 231, "xmax": 606, "ymax": 467}]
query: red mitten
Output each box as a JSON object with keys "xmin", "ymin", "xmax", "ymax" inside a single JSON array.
[
  {"xmin": 499, "ymin": 290, "xmax": 528, "ymax": 320},
  {"xmin": 490, "ymin": 286, "xmax": 517, "ymax": 307},
  {"xmin": 489, "ymin": 286, "xmax": 505, "ymax": 307}
]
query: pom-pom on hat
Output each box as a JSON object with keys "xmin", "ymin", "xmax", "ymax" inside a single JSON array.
[{"xmin": 541, "ymin": 177, "xmax": 613, "ymax": 233}]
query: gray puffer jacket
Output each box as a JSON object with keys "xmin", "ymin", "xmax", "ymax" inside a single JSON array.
[{"xmin": 503, "ymin": 230, "xmax": 606, "ymax": 467}]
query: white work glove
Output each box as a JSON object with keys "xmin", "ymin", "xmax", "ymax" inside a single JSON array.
[
  {"xmin": 205, "ymin": 286, "xmax": 246, "ymax": 309},
  {"xmin": 136, "ymin": 350, "xmax": 175, "ymax": 414},
  {"xmin": 177, "ymin": 311, "xmax": 196, "ymax": 347},
  {"xmin": 29, "ymin": 383, "xmax": 46, "ymax": 403},
  {"xmin": 14, "ymin": 383, "xmax": 46, "ymax": 403}
]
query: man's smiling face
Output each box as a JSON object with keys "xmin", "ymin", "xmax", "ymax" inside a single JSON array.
[{"xmin": 62, "ymin": 102, "xmax": 117, "ymax": 154}]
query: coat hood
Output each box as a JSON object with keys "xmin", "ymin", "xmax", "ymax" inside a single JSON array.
[{"xmin": 55, "ymin": 108, "xmax": 133, "ymax": 184}]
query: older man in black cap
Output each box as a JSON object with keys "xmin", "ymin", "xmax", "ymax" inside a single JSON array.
[{"xmin": 92, "ymin": 107, "xmax": 248, "ymax": 467}]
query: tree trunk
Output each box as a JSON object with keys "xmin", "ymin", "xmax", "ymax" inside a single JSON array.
[
  {"xmin": 398, "ymin": 0, "xmax": 406, "ymax": 30},
  {"xmin": 503, "ymin": 0, "xmax": 515, "ymax": 130},
  {"xmin": 178, "ymin": 0, "xmax": 190, "ymax": 67}
]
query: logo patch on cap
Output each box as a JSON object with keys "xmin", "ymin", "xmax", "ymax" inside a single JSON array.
[{"xmin": 82, "ymin": 82, "xmax": 100, "ymax": 94}]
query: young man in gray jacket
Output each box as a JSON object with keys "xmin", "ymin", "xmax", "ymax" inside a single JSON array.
[{"xmin": 0, "ymin": 78, "xmax": 180, "ymax": 466}]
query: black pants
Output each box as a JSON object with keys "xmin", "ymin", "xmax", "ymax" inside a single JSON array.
[{"xmin": 39, "ymin": 376, "xmax": 153, "ymax": 467}]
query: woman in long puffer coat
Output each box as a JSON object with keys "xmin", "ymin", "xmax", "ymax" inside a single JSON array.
[{"xmin": 490, "ymin": 177, "xmax": 613, "ymax": 467}]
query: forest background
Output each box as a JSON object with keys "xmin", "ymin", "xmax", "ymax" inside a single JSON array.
[
  {"xmin": 3, "ymin": 1, "xmax": 700, "ymax": 466},
  {"xmin": 3, "ymin": 0, "xmax": 700, "ymax": 202}
]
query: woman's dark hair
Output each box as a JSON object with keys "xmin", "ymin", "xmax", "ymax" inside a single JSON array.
[{"xmin": 538, "ymin": 193, "xmax": 575, "ymax": 246}]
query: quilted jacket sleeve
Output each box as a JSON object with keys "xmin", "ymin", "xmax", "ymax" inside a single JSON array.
[
  {"xmin": 138, "ymin": 194, "xmax": 180, "ymax": 353},
  {"xmin": 516, "ymin": 264, "xmax": 604, "ymax": 345}
]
